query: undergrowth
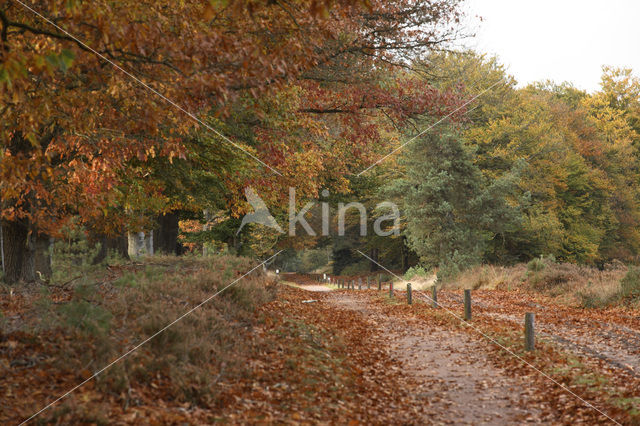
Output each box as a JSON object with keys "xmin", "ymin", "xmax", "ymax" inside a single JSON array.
[
  {"xmin": 4, "ymin": 254, "xmax": 276, "ymax": 423},
  {"xmin": 449, "ymin": 258, "xmax": 633, "ymax": 308}
]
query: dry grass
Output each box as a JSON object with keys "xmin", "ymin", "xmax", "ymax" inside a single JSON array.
[
  {"xmin": 2, "ymin": 254, "xmax": 276, "ymax": 422},
  {"xmin": 445, "ymin": 259, "xmax": 631, "ymax": 308},
  {"xmin": 444, "ymin": 263, "xmax": 527, "ymax": 291}
]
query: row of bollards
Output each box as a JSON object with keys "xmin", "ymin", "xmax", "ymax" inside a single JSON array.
[
  {"xmin": 405, "ymin": 283, "xmax": 534, "ymax": 352},
  {"xmin": 314, "ymin": 273, "xmax": 535, "ymax": 351}
]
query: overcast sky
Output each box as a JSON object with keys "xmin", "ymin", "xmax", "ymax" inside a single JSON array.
[{"xmin": 460, "ymin": 0, "xmax": 640, "ymax": 92}]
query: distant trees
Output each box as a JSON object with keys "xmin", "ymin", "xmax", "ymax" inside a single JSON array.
[{"xmin": 395, "ymin": 52, "xmax": 640, "ymax": 275}]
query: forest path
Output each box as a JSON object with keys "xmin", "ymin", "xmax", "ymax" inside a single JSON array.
[
  {"xmin": 279, "ymin": 274, "xmax": 637, "ymax": 423},
  {"xmin": 324, "ymin": 291, "xmax": 544, "ymax": 424}
]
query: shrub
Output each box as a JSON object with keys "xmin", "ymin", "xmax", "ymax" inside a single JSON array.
[
  {"xmin": 619, "ymin": 267, "xmax": 640, "ymax": 301},
  {"xmin": 527, "ymin": 257, "xmax": 546, "ymax": 272},
  {"xmin": 404, "ymin": 266, "xmax": 430, "ymax": 280},
  {"xmin": 436, "ymin": 260, "xmax": 461, "ymax": 283},
  {"xmin": 58, "ymin": 299, "xmax": 113, "ymax": 336},
  {"xmin": 52, "ymin": 226, "xmax": 102, "ymax": 285}
]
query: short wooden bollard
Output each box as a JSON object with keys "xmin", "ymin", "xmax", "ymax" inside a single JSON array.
[
  {"xmin": 431, "ymin": 285, "xmax": 438, "ymax": 308},
  {"xmin": 525, "ymin": 313, "xmax": 535, "ymax": 351},
  {"xmin": 367, "ymin": 276, "xmax": 370, "ymax": 289},
  {"xmin": 464, "ymin": 289, "xmax": 472, "ymax": 321},
  {"xmin": 378, "ymin": 274, "xmax": 382, "ymax": 291},
  {"xmin": 389, "ymin": 281, "xmax": 394, "ymax": 298},
  {"xmin": 407, "ymin": 283, "xmax": 412, "ymax": 305},
  {"xmin": 358, "ymin": 278, "xmax": 362, "ymax": 290}
]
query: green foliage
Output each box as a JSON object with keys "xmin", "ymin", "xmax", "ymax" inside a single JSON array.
[
  {"xmin": 404, "ymin": 266, "xmax": 430, "ymax": 280},
  {"xmin": 527, "ymin": 257, "xmax": 546, "ymax": 272},
  {"xmin": 340, "ymin": 261, "xmax": 369, "ymax": 276},
  {"xmin": 619, "ymin": 267, "xmax": 640, "ymax": 301},
  {"xmin": 51, "ymin": 226, "xmax": 102, "ymax": 284},
  {"xmin": 391, "ymin": 127, "xmax": 521, "ymax": 278},
  {"xmin": 412, "ymin": 53, "xmax": 640, "ymax": 266},
  {"xmin": 57, "ymin": 299, "xmax": 113, "ymax": 336},
  {"xmin": 299, "ymin": 249, "xmax": 330, "ymax": 273}
]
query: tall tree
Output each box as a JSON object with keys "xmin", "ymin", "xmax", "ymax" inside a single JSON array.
[{"xmin": 389, "ymin": 127, "xmax": 521, "ymax": 279}]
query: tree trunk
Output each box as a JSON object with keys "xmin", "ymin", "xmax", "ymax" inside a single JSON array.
[
  {"xmin": 369, "ymin": 247, "xmax": 379, "ymax": 272},
  {"xmin": 128, "ymin": 232, "xmax": 144, "ymax": 257},
  {"xmin": 153, "ymin": 212, "xmax": 180, "ymax": 255},
  {"xmin": 401, "ymin": 236, "xmax": 409, "ymax": 273},
  {"xmin": 1, "ymin": 218, "xmax": 34, "ymax": 284}
]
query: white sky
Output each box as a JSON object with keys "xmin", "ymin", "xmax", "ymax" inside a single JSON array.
[{"xmin": 460, "ymin": 0, "xmax": 640, "ymax": 92}]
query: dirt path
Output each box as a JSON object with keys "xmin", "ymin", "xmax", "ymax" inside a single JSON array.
[
  {"xmin": 434, "ymin": 291, "xmax": 640, "ymax": 378},
  {"xmin": 282, "ymin": 274, "xmax": 636, "ymax": 423},
  {"xmin": 326, "ymin": 292, "xmax": 545, "ymax": 424}
]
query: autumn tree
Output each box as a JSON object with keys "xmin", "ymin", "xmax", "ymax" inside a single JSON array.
[{"xmin": 0, "ymin": 0, "xmax": 465, "ymax": 283}]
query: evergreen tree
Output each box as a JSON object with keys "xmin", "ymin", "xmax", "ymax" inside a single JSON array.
[{"xmin": 391, "ymin": 128, "xmax": 522, "ymax": 280}]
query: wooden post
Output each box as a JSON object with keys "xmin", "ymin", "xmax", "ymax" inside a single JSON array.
[
  {"xmin": 525, "ymin": 313, "xmax": 535, "ymax": 351},
  {"xmin": 432, "ymin": 285, "xmax": 438, "ymax": 308},
  {"xmin": 358, "ymin": 278, "xmax": 362, "ymax": 290},
  {"xmin": 407, "ymin": 283, "xmax": 412, "ymax": 305},
  {"xmin": 464, "ymin": 289, "xmax": 472, "ymax": 321},
  {"xmin": 367, "ymin": 276, "xmax": 370, "ymax": 289},
  {"xmin": 389, "ymin": 280, "xmax": 394, "ymax": 298},
  {"xmin": 378, "ymin": 274, "xmax": 382, "ymax": 291}
]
